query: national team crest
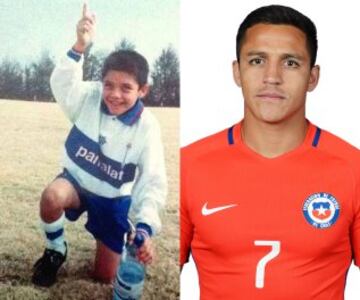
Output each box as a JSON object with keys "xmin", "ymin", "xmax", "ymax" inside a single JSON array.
[{"xmin": 302, "ymin": 192, "xmax": 340, "ymax": 229}]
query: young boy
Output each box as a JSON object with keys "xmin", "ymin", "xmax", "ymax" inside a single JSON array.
[{"xmin": 32, "ymin": 3, "xmax": 167, "ymax": 287}]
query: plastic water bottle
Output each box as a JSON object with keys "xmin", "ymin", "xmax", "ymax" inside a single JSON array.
[{"xmin": 113, "ymin": 233, "xmax": 145, "ymax": 300}]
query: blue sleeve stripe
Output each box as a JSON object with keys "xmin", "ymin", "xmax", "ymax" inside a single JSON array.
[
  {"xmin": 45, "ymin": 228, "xmax": 64, "ymax": 241},
  {"xmin": 67, "ymin": 49, "xmax": 82, "ymax": 62},
  {"xmin": 312, "ymin": 127, "xmax": 322, "ymax": 147},
  {"xmin": 228, "ymin": 126, "xmax": 235, "ymax": 145}
]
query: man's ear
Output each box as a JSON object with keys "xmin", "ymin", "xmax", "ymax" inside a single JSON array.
[
  {"xmin": 308, "ymin": 65, "xmax": 320, "ymax": 92},
  {"xmin": 232, "ymin": 60, "xmax": 242, "ymax": 88},
  {"xmin": 139, "ymin": 84, "xmax": 150, "ymax": 98}
]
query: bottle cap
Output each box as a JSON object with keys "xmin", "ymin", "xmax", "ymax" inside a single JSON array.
[{"xmin": 133, "ymin": 233, "xmax": 145, "ymax": 248}]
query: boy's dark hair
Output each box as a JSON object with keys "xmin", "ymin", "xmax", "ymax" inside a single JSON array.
[
  {"xmin": 236, "ymin": 5, "xmax": 318, "ymax": 67},
  {"xmin": 101, "ymin": 50, "xmax": 149, "ymax": 87}
]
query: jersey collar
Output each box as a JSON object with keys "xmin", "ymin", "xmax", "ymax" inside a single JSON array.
[
  {"xmin": 101, "ymin": 99, "xmax": 144, "ymax": 126},
  {"xmin": 227, "ymin": 119, "xmax": 321, "ymax": 161}
]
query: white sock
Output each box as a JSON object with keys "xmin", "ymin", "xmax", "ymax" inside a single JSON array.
[{"xmin": 41, "ymin": 213, "xmax": 67, "ymax": 255}]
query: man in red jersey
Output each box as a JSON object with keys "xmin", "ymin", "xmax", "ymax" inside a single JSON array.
[{"xmin": 181, "ymin": 5, "xmax": 360, "ymax": 300}]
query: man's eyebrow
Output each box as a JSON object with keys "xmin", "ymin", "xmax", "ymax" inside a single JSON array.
[
  {"xmin": 246, "ymin": 51, "xmax": 304, "ymax": 60},
  {"xmin": 281, "ymin": 53, "xmax": 304, "ymax": 60},
  {"xmin": 246, "ymin": 51, "xmax": 267, "ymax": 57}
]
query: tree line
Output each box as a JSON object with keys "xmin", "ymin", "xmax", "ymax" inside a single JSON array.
[{"xmin": 0, "ymin": 39, "xmax": 179, "ymax": 107}]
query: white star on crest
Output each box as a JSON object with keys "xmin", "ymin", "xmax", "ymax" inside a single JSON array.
[{"xmin": 316, "ymin": 205, "xmax": 327, "ymax": 216}]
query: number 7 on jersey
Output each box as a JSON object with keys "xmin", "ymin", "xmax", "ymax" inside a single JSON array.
[{"xmin": 254, "ymin": 240, "xmax": 281, "ymax": 289}]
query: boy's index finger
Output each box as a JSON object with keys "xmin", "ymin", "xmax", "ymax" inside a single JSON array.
[
  {"xmin": 82, "ymin": 2, "xmax": 88, "ymax": 18},
  {"xmin": 82, "ymin": 2, "xmax": 95, "ymax": 23}
]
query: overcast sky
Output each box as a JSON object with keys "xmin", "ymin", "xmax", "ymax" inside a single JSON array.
[{"xmin": 0, "ymin": 0, "xmax": 179, "ymax": 66}]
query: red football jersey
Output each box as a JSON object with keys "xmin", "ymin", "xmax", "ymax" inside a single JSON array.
[{"xmin": 181, "ymin": 121, "xmax": 360, "ymax": 300}]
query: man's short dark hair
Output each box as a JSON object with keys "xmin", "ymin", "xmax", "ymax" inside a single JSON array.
[
  {"xmin": 236, "ymin": 5, "xmax": 318, "ymax": 67},
  {"xmin": 101, "ymin": 50, "xmax": 149, "ymax": 87}
]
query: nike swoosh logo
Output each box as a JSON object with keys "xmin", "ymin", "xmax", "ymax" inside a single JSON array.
[{"xmin": 201, "ymin": 202, "xmax": 237, "ymax": 216}]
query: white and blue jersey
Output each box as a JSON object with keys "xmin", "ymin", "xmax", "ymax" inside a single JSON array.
[{"xmin": 50, "ymin": 50, "xmax": 167, "ymax": 236}]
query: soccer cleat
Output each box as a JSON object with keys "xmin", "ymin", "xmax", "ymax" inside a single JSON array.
[{"xmin": 32, "ymin": 243, "xmax": 67, "ymax": 287}]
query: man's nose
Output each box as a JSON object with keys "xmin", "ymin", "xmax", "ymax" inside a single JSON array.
[{"xmin": 263, "ymin": 62, "xmax": 283, "ymax": 85}]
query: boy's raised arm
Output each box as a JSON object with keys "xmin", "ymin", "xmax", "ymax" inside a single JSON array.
[{"xmin": 50, "ymin": 2, "xmax": 97, "ymax": 123}]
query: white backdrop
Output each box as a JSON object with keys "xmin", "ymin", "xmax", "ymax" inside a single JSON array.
[{"xmin": 180, "ymin": 0, "xmax": 360, "ymax": 299}]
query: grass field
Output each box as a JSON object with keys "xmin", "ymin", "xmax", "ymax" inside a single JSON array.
[{"xmin": 0, "ymin": 100, "xmax": 179, "ymax": 300}]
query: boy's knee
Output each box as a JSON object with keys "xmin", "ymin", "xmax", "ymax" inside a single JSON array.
[
  {"xmin": 91, "ymin": 269, "xmax": 116, "ymax": 284},
  {"xmin": 41, "ymin": 187, "xmax": 63, "ymax": 209},
  {"xmin": 93, "ymin": 244, "xmax": 120, "ymax": 283},
  {"xmin": 93, "ymin": 258, "xmax": 118, "ymax": 283},
  {"xmin": 40, "ymin": 185, "xmax": 70, "ymax": 221}
]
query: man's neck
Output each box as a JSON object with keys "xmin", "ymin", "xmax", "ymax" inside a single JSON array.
[{"xmin": 241, "ymin": 114, "xmax": 308, "ymax": 159}]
